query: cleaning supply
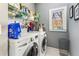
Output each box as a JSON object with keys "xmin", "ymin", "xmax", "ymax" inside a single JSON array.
[
  {"xmin": 38, "ymin": 24, "xmax": 43, "ymax": 32},
  {"xmin": 8, "ymin": 22, "xmax": 21, "ymax": 39},
  {"xmin": 42, "ymin": 24, "xmax": 46, "ymax": 31},
  {"xmin": 27, "ymin": 21, "xmax": 34, "ymax": 32},
  {"xmin": 38, "ymin": 24, "xmax": 46, "ymax": 32}
]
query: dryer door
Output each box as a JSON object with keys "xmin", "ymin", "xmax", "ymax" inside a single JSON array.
[{"xmin": 23, "ymin": 42, "xmax": 39, "ymax": 56}]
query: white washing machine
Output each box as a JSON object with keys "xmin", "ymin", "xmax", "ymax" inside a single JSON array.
[
  {"xmin": 9, "ymin": 33, "xmax": 33, "ymax": 56},
  {"xmin": 9, "ymin": 30, "xmax": 40, "ymax": 56},
  {"xmin": 38, "ymin": 32, "xmax": 47, "ymax": 56},
  {"xmin": 23, "ymin": 32, "xmax": 40, "ymax": 56}
]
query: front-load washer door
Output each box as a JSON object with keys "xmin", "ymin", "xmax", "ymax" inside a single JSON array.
[
  {"xmin": 23, "ymin": 42, "xmax": 39, "ymax": 56},
  {"xmin": 41, "ymin": 36, "xmax": 47, "ymax": 54}
]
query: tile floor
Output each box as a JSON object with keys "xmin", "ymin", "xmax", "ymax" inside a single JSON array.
[{"xmin": 45, "ymin": 47, "xmax": 60, "ymax": 56}]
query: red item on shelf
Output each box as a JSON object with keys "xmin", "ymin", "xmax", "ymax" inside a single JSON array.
[{"xmin": 29, "ymin": 21, "xmax": 34, "ymax": 29}]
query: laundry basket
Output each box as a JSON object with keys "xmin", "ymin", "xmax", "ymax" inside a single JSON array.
[{"xmin": 59, "ymin": 38, "xmax": 69, "ymax": 56}]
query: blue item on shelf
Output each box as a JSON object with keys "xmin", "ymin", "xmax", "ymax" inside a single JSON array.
[{"xmin": 8, "ymin": 22, "xmax": 21, "ymax": 39}]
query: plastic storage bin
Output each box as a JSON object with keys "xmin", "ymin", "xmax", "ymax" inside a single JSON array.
[{"xmin": 59, "ymin": 38, "xmax": 70, "ymax": 56}]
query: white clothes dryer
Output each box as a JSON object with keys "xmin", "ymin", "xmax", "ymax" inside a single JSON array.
[{"xmin": 38, "ymin": 32, "xmax": 47, "ymax": 56}]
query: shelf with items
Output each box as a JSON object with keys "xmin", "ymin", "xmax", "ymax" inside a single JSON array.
[
  {"xmin": 8, "ymin": 3, "xmax": 20, "ymax": 19},
  {"xmin": 8, "ymin": 4, "xmax": 19, "ymax": 11},
  {"xmin": 8, "ymin": 3, "xmax": 40, "ymax": 31},
  {"xmin": 8, "ymin": 3, "xmax": 29, "ymax": 20}
]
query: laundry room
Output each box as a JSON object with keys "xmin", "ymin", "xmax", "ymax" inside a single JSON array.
[{"xmin": 0, "ymin": 3, "xmax": 79, "ymax": 56}]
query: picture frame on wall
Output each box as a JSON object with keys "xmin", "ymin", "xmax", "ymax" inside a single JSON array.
[
  {"xmin": 69, "ymin": 5, "xmax": 74, "ymax": 18},
  {"xmin": 49, "ymin": 6, "xmax": 67, "ymax": 32},
  {"xmin": 74, "ymin": 3, "xmax": 79, "ymax": 21}
]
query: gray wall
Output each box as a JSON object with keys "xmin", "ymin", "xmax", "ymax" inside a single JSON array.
[
  {"xmin": 35, "ymin": 3, "xmax": 69, "ymax": 48},
  {"xmin": 68, "ymin": 3, "xmax": 79, "ymax": 56}
]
